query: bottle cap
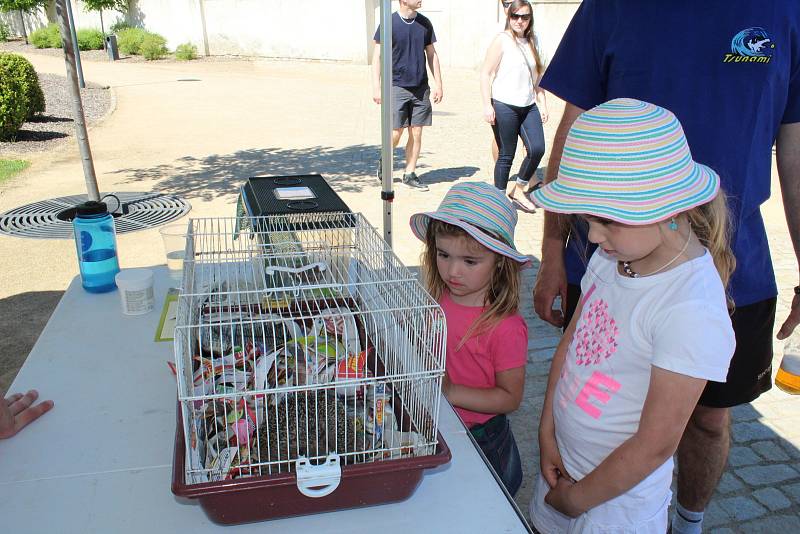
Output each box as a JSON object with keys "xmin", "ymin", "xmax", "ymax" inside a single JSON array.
[{"xmin": 75, "ymin": 201, "xmax": 108, "ymax": 216}]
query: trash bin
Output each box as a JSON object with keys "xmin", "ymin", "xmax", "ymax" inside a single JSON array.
[{"xmin": 105, "ymin": 35, "xmax": 119, "ymax": 61}]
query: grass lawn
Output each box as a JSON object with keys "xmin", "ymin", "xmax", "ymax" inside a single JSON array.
[{"xmin": 0, "ymin": 159, "xmax": 30, "ymax": 183}]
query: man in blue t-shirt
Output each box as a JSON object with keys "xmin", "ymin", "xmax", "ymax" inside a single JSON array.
[
  {"xmin": 372, "ymin": 0, "xmax": 443, "ymax": 191},
  {"xmin": 531, "ymin": 2, "xmax": 800, "ymax": 532}
]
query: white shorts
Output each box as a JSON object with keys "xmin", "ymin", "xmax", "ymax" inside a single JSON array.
[{"xmin": 529, "ymin": 474, "xmax": 671, "ymax": 533}]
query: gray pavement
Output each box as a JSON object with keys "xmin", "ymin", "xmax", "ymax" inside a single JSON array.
[{"xmin": 1, "ymin": 52, "xmax": 799, "ymax": 531}]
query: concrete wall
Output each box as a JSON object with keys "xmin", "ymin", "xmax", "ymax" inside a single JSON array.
[{"xmin": 0, "ymin": 1, "xmax": 580, "ymax": 68}]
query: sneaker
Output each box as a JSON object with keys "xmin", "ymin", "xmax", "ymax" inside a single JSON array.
[{"xmin": 402, "ymin": 172, "xmax": 428, "ymax": 191}]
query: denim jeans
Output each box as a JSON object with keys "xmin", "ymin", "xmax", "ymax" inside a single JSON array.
[
  {"xmin": 470, "ymin": 414, "xmax": 523, "ymax": 496},
  {"xmin": 491, "ymin": 99, "xmax": 546, "ymax": 191}
]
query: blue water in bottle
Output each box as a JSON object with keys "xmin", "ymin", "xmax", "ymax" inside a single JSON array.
[{"xmin": 73, "ymin": 200, "xmax": 120, "ymax": 293}]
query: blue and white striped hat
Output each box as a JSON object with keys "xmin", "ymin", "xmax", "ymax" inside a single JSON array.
[
  {"xmin": 410, "ymin": 181, "xmax": 530, "ymax": 266},
  {"xmin": 531, "ymin": 98, "xmax": 720, "ymax": 224}
]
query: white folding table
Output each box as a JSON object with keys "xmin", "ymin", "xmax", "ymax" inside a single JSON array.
[{"xmin": 0, "ymin": 268, "xmax": 530, "ymax": 533}]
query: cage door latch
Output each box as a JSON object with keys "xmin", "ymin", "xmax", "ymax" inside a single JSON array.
[{"xmin": 296, "ymin": 454, "xmax": 342, "ymax": 498}]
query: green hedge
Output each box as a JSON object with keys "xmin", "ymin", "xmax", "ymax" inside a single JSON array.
[
  {"xmin": 0, "ymin": 22, "xmax": 9, "ymax": 42},
  {"xmin": 140, "ymin": 33, "xmax": 168, "ymax": 60},
  {"xmin": 77, "ymin": 28, "xmax": 104, "ymax": 50},
  {"xmin": 30, "ymin": 23, "xmax": 61, "ymax": 49},
  {"xmin": 175, "ymin": 42, "xmax": 197, "ymax": 61},
  {"xmin": 0, "ymin": 53, "xmax": 45, "ymax": 126},
  {"xmin": 116, "ymin": 27, "xmax": 147, "ymax": 55}
]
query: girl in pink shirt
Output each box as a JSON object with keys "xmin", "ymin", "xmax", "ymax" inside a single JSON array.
[{"xmin": 410, "ymin": 181, "xmax": 530, "ymax": 495}]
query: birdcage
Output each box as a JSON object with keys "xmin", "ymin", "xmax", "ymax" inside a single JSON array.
[{"xmin": 170, "ymin": 213, "xmax": 450, "ymax": 524}]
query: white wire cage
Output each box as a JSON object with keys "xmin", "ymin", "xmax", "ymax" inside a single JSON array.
[{"xmin": 172, "ymin": 213, "xmax": 446, "ymax": 487}]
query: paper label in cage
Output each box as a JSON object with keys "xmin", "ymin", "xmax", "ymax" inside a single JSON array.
[
  {"xmin": 209, "ymin": 446, "xmax": 238, "ymax": 482},
  {"xmin": 273, "ymin": 186, "xmax": 316, "ymax": 200}
]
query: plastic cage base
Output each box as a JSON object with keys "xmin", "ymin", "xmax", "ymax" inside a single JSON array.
[{"xmin": 171, "ymin": 402, "xmax": 451, "ymax": 525}]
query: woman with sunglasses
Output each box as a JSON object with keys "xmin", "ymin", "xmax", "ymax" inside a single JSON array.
[{"xmin": 481, "ymin": 0, "xmax": 548, "ymax": 213}]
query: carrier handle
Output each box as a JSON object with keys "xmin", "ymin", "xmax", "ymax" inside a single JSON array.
[
  {"xmin": 265, "ymin": 262, "xmax": 327, "ymax": 276},
  {"xmin": 296, "ymin": 454, "xmax": 342, "ymax": 498}
]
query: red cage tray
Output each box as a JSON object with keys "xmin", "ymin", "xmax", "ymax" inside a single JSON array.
[{"xmin": 171, "ymin": 403, "xmax": 451, "ymax": 525}]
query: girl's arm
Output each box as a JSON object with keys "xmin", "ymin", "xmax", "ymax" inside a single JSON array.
[
  {"xmin": 536, "ymin": 86, "xmax": 548, "ymax": 123},
  {"xmin": 443, "ymin": 366, "xmax": 524, "ymax": 415},
  {"xmin": 480, "ymin": 36, "xmax": 504, "ymax": 124},
  {"xmin": 545, "ymin": 366, "xmax": 706, "ymax": 517},
  {"xmin": 539, "ymin": 299, "xmax": 583, "ymax": 488}
]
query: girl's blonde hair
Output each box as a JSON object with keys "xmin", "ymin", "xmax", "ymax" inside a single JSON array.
[
  {"xmin": 504, "ymin": 0, "xmax": 544, "ymax": 76},
  {"xmin": 686, "ymin": 190, "xmax": 736, "ymax": 291},
  {"xmin": 422, "ymin": 220, "xmax": 521, "ymax": 348}
]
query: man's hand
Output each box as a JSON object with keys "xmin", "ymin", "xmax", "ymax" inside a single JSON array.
[
  {"xmin": 533, "ymin": 254, "xmax": 568, "ymax": 327},
  {"xmin": 0, "ymin": 390, "xmax": 53, "ymax": 439},
  {"xmin": 778, "ymin": 292, "xmax": 800, "ymax": 339},
  {"xmin": 373, "ymin": 90, "xmax": 382, "ymax": 105},
  {"xmin": 432, "ymin": 85, "xmax": 443, "ymax": 104},
  {"xmin": 545, "ymin": 476, "xmax": 583, "ymax": 518}
]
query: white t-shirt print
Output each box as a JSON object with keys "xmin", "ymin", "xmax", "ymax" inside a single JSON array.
[{"xmin": 553, "ymin": 249, "xmax": 735, "ymax": 503}]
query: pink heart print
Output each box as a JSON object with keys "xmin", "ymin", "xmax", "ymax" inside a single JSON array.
[{"xmin": 573, "ymin": 298, "xmax": 619, "ymax": 366}]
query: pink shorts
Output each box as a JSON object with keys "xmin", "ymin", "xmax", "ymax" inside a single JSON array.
[{"xmin": 529, "ymin": 474, "xmax": 670, "ymax": 533}]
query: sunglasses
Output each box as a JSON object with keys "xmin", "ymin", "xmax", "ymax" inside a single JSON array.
[{"xmin": 510, "ymin": 12, "xmax": 531, "ymax": 21}]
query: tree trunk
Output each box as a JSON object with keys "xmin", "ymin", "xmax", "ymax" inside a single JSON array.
[
  {"xmin": 100, "ymin": 9, "xmax": 105, "ymax": 49},
  {"xmin": 18, "ymin": 10, "xmax": 28, "ymax": 45}
]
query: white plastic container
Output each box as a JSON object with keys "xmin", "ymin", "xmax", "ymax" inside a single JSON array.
[{"xmin": 115, "ymin": 269, "xmax": 155, "ymax": 315}]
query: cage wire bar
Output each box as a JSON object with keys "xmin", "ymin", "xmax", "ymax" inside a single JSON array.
[{"xmin": 173, "ymin": 214, "xmax": 446, "ymax": 484}]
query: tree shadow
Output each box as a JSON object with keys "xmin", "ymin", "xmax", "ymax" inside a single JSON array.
[
  {"xmin": 27, "ymin": 115, "xmax": 72, "ymax": 124},
  {"xmin": 7, "ymin": 131, "xmax": 69, "ymax": 142},
  {"xmin": 0, "ymin": 290, "xmax": 63, "ymax": 395},
  {"xmin": 110, "ymin": 145, "xmax": 475, "ymax": 201},
  {"xmin": 417, "ymin": 166, "xmax": 479, "ymax": 185}
]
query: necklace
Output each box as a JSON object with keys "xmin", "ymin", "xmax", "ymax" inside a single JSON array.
[
  {"xmin": 399, "ymin": 13, "xmax": 416, "ymax": 25},
  {"xmin": 620, "ymin": 230, "xmax": 692, "ymax": 278}
]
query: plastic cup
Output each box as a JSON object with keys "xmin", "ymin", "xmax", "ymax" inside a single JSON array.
[
  {"xmin": 115, "ymin": 268, "xmax": 155, "ymax": 315},
  {"xmin": 776, "ymin": 353, "xmax": 800, "ymax": 395},
  {"xmin": 159, "ymin": 224, "xmax": 188, "ymax": 284}
]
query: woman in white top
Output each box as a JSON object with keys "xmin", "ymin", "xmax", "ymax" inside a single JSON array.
[{"xmin": 481, "ymin": 0, "xmax": 548, "ymax": 213}]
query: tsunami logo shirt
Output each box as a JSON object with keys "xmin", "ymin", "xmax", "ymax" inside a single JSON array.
[
  {"xmin": 724, "ymin": 27, "xmax": 775, "ymax": 63},
  {"xmin": 553, "ymin": 250, "xmax": 735, "ymax": 502}
]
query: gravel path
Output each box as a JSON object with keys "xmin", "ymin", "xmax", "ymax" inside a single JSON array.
[{"xmin": 0, "ymin": 71, "xmax": 112, "ymax": 157}]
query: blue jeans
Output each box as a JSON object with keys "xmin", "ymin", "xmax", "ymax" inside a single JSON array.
[
  {"xmin": 470, "ymin": 414, "xmax": 523, "ymax": 496},
  {"xmin": 491, "ymin": 99, "xmax": 546, "ymax": 191}
]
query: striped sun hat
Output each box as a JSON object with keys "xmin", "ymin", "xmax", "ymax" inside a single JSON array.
[
  {"xmin": 409, "ymin": 181, "xmax": 530, "ymax": 265},
  {"xmin": 531, "ymin": 98, "xmax": 720, "ymax": 224}
]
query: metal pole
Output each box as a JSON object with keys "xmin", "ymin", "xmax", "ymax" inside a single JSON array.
[
  {"xmin": 55, "ymin": 0, "xmax": 100, "ymax": 201},
  {"xmin": 65, "ymin": 0, "xmax": 85, "ymax": 89},
  {"xmin": 379, "ymin": 0, "xmax": 393, "ymax": 247}
]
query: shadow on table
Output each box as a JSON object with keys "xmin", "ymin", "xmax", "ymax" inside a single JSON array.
[
  {"xmin": 111, "ymin": 145, "xmax": 419, "ymax": 201},
  {"xmin": 0, "ymin": 290, "xmax": 63, "ymax": 395}
]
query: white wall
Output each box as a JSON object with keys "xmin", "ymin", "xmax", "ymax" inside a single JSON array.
[{"xmin": 1, "ymin": 0, "xmax": 580, "ymax": 68}]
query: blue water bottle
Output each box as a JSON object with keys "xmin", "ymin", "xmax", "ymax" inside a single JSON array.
[{"xmin": 73, "ymin": 200, "xmax": 120, "ymax": 293}]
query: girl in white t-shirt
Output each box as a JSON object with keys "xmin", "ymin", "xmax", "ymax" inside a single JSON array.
[
  {"xmin": 481, "ymin": 0, "xmax": 548, "ymax": 213},
  {"xmin": 528, "ymin": 98, "xmax": 736, "ymax": 533}
]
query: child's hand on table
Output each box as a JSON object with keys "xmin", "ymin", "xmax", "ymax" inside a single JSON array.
[{"xmin": 0, "ymin": 390, "xmax": 53, "ymax": 439}]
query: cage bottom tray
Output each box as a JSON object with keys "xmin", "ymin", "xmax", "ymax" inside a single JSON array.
[{"xmin": 171, "ymin": 403, "xmax": 452, "ymax": 525}]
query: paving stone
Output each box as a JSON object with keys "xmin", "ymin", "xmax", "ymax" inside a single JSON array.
[
  {"xmin": 731, "ymin": 421, "xmax": 779, "ymax": 443},
  {"xmin": 735, "ymin": 464, "xmax": 800, "ymax": 486},
  {"xmin": 731, "ymin": 403, "xmax": 761, "ymax": 422},
  {"xmin": 728, "ymin": 446, "xmax": 761, "ymax": 467},
  {"xmin": 717, "ymin": 496, "xmax": 767, "ymax": 521},
  {"xmin": 716, "ymin": 472, "xmax": 745, "ymax": 494},
  {"xmin": 713, "ymin": 529, "xmax": 735, "ymax": 534},
  {"xmin": 752, "ymin": 487, "xmax": 792, "ymax": 511},
  {"xmin": 752, "ymin": 440, "xmax": 791, "ymax": 461},
  {"xmin": 740, "ymin": 514, "xmax": 800, "ymax": 533},
  {"xmin": 702, "ymin": 502, "xmax": 729, "ymax": 529},
  {"xmin": 784, "ymin": 481, "xmax": 800, "ymax": 503},
  {"xmin": 778, "ymin": 437, "xmax": 800, "ymax": 459}
]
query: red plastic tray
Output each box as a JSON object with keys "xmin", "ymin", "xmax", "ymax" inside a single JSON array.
[{"xmin": 171, "ymin": 403, "xmax": 451, "ymax": 525}]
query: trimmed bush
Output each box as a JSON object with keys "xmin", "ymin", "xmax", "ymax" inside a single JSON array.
[
  {"xmin": 175, "ymin": 42, "xmax": 197, "ymax": 61},
  {"xmin": 116, "ymin": 27, "xmax": 147, "ymax": 55},
  {"xmin": 0, "ymin": 22, "xmax": 9, "ymax": 42},
  {"xmin": 0, "ymin": 62, "xmax": 29, "ymax": 141},
  {"xmin": 30, "ymin": 23, "xmax": 61, "ymax": 49},
  {"xmin": 0, "ymin": 53, "xmax": 45, "ymax": 120},
  {"xmin": 140, "ymin": 33, "xmax": 167, "ymax": 60},
  {"xmin": 77, "ymin": 28, "xmax": 104, "ymax": 50}
]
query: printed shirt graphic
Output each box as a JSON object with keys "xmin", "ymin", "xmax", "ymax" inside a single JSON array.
[{"xmin": 553, "ymin": 250, "xmax": 735, "ymax": 502}]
